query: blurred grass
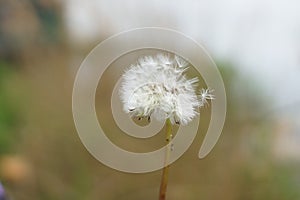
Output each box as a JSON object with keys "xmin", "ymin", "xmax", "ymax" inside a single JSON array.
[
  {"xmin": 0, "ymin": 47, "xmax": 299, "ymax": 199},
  {"xmin": 0, "ymin": 62, "xmax": 21, "ymax": 154}
]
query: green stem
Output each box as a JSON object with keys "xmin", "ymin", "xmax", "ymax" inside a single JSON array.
[{"xmin": 159, "ymin": 118, "xmax": 172, "ymax": 200}]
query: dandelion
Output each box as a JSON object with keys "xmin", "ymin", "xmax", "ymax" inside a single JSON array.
[
  {"xmin": 119, "ymin": 53, "xmax": 214, "ymax": 200},
  {"xmin": 119, "ymin": 54, "xmax": 213, "ymax": 125}
]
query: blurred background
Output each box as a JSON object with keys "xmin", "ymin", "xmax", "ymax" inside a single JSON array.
[{"xmin": 0, "ymin": 0, "xmax": 300, "ymax": 199}]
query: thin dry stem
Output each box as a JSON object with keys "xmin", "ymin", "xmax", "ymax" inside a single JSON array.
[{"xmin": 159, "ymin": 119, "xmax": 172, "ymax": 200}]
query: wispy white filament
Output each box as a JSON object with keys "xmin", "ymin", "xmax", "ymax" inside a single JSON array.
[{"xmin": 119, "ymin": 54, "xmax": 213, "ymax": 125}]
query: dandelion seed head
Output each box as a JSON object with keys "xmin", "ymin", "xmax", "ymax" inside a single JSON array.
[{"xmin": 119, "ymin": 54, "xmax": 213, "ymax": 125}]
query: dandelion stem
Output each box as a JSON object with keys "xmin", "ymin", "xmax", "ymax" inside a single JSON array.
[{"xmin": 159, "ymin": 118, "xmax": 172, "ymax": 200}]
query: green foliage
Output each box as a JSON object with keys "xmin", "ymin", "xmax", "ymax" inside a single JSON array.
[{"xmin": 0, "ymin": 62, "xmax": 20, "ymax": 154}]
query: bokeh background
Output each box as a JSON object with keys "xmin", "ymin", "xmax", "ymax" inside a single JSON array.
[{"xmin": 0, "ymin": 0, "xmax": 300, "ymax": 199}]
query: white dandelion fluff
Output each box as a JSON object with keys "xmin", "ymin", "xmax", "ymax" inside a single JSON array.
[{"xmin": 119, "ymin": 54, "xmax": 214, "ymax": 125}]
